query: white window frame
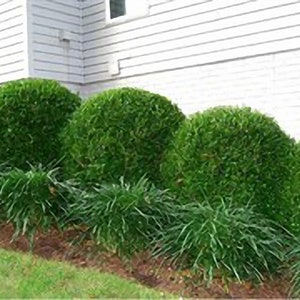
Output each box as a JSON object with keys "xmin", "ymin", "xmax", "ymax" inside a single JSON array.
[{"xmin": 105, "ymin": 0, "xmax": 149, "ymax": 24}]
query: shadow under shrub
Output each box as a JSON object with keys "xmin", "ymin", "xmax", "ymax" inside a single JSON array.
[
  {"xmin": 154, "ymin": 199, "xmax": 287, "ymax": 284},
  {"xmin": 68, "ymin": 177, "xmax": 175, "ymax": 257},
  {"xmin": 62, "ymin": 87, "xmax": 185, "ymax": 185},
  {"xmin": 161, "ymin": 106, "xmax": 294, "ymax": 224},
  {"xmin": 0, "ymin": 79, "xmax": 81, "ymax": 169},
  {"xmin": 0, "ymin": 166, "xmax": 78, "ymax": 245}
]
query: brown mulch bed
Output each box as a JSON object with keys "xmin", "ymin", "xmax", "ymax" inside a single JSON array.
[{"xmin": 0, "ymin": 223, "xmax": 290, "ymax": 298}]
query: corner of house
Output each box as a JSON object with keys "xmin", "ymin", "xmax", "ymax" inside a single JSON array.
[{"xmin": 23, "ymin": 0, "xmax": 34, "ymax": 78}]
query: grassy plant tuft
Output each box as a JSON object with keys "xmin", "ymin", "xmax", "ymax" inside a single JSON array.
[
  {"xmin": 0, "ymin": 165, "xmax": 78, "ymax": 246},
  {"xmin": 154, "ymin": 199, "xmax": 286, "ymax": 284},
  {"xmin": 69, "ymin": 177, "xmax": 175, "ymax": 257}
]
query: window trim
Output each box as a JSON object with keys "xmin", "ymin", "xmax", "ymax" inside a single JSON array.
[{"xmin": 105, "ymin": 0, "xmax": 149, "ymax": 24}]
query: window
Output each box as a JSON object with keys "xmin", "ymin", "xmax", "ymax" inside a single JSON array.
[
  {"xmin": 110, "ymin": 0, "xmax": 126, "ymax": 19},
  {"xmin": 107, "ymin": 0, "xmax": 148, "ymax": 22}
]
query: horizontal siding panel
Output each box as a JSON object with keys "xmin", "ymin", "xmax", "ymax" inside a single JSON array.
[
  {"xmin": 83, "ymin": 10, "xmax": 105, "ymax": 27},
  {"xmin": 82, "ymin": 0, "xmax": 300, "ymax": 84},
  {"xmin": 31, "ymin": 0, "xmax": 83, "ymax": 85},
  {"xmin": 32, "ymin": 1, "xmax": 80, "ymax": 17},
  {"xmin": 84, "ymin": 1, "xmax": 300, "ymax": 51},
  {"xmin": 33, "ymin": 60, "xmax": 82, "ymax": 76},
  {"xmin": 84, "ymin": 5, "xmax": 300, "ymax": 58},
  {"xmin": 33, "ymin": 69, "xmax": 82, "ymax": 84},
  {"xmin": 84, "ymin": 0, "xmax": 247, "ymax": 39},
  {"xmin": 149, "ymin": 0, "xmax": 210, "ymax": 15},
  {"xmin": 84, "ymin": 15, "xmax": 300, "ymax": 68},
  {"xmin": 45, "ymin": 0, "xmax": 80, "ymax": 8},
  {"xmin": 117, "ymin": 36, "xmax": 300, "ymax": 77},
  {"xmin": 0, "ymin": 25, "xmax": 23, "ymax": 40},
  {"xmin": 82, "ymin": 0, "xmax": 103, "ymax": 8},
  {"xmin": 0, "ymin": 61, "xmax": 24, "ymax": 76},
  {"xmin": 119, "ymin": 26, "xmax": 300, "ymax": 68},
  {"xmin": 0, "ymin": 1, "xmax": 22, "ymax": 18},
  {"xmin": 0, "ymin": 44, "xmax": 24, "ymax": 61},
  {"xmin": 33, "ymin": 43, "xmax": 82, "ymax": 59},
  {"xmin": 0, "ymin": 52, "xmax": 24, "ymax": 66},
  {"xmin": 82, "ymin": 2, "xmax": 105, "ymax": 17},
  {"xmin": 84, "ymin": 0, "xmax": 295, "ymax": 42},
  {"xmin": 34, "ymin": 52, "xmax": 83, "ymax": 69},
  {"xmin": 0, "ymin": 15, "xmax": 23, "ymax": 32},
  {"xmin": 150, "ymin": 0, "xmax": 170, "ymax": 6},
  {"xmin": 32, "ymin": 5, "xmax": 81, "ymax": 26},
  {"xmin": 32, "ymin": 16, "xmax": 80, "ymax": 33},
  {"xmin": 0, "ymin": 0, "xmax": 24, "ymax": 83},
  {"xmin": 32, "ymin": 32, "xmax": 81, "ymax": 50},
  {"xmin": 0, "ymin": 32, "xmax": 23, "ymax": 49},
  {"xmin": 0, "ymin": 70, "xmax": 25, "ymax": 84}
]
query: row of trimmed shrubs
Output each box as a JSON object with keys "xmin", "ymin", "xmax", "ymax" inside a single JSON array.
[{"xmin": 0, "ymin": 79, "xmax": 299, "ymax": 294}]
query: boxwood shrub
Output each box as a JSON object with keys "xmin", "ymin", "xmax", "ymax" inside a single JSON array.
[
  {"xmin": 0, "ymin": 79, "xmax": 81, "ymax": 169},
  {"xmin": 62, "ymin": 87, "xmax": 185, "ymax": 184},
  {"xmin": 281, "ymin": 142, "xmax": 300, "ymax": 235},
  {"xmin": 161, "ymin": 106, "xmax": 294, "ymax": 223}
]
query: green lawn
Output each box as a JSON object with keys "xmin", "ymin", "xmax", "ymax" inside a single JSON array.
[{"xmin": 0, "ymin": 248, "xmax": 170, "ymax": 298}]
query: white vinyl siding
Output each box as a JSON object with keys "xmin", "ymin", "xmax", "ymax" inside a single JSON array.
[
  {"xmin": 29, "ymin": 0, "xmax": 83, "ymax": 92},
  {"xmin": 82, "ymin": 0, "xmax": 300, "ymax": 139},
  {"xmin": 1, "ymin": 0, "xmax": 300, "ymax": 139},
  {"xmin": 82, "ymin": 49, "xmax": 300, "ymax": 138},
  {"xmin": 0, "ymin": 0, "xmax": 25, "ymax": 83},
  {"xmin": 82, "ymin": 0, "xmax": 300, "ymax": 82}
]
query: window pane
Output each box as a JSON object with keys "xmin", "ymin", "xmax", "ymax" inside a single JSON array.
[{"xmin": 110, "ymin": 0, "xmax": 126, "ymax": 19}]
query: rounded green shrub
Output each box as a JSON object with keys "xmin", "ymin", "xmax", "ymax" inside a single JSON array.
[
  {"xmin": 161, "ymin": 106, "xmax": 294, "ymax": 222},
  {"xmin": 281, "ymin": 142, "xmax": 300, "ymax": 235},
  {"xmin": 0, "ymin": 79, "xmax": 81, "ymax": 169},
  {"xmin": 62, "ymin": 87, "xmax": 185, "ymax": 184}
]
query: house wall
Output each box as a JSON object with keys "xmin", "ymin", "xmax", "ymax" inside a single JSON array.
[
  {"xmin": 29, "ymin": 0, "xmax": 83, "ymax": 93},
  {"xmin": 81, "ymin": 0, "xmax": 300, "ymax": 139},
  {"xmin": 82, "ymin": 49, "xmax": 300, "ymax": 138},
  {"xmin": 1, "ymin": 0, "xmax": 300, "ymax": 138},
  {"xmin": 0, "ymin": 0, "xmax": 26, "ymax": 83}
]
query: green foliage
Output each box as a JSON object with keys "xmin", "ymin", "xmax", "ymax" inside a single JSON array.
[
  {"xmin": 288, "ymin": 237, "xmax": 300, "ymax": 298},
  {"xmin": 0, "ymin": 166, "xmax": 78, "ymax": 245},
  {"xmin": 0, "ymin": 79, "xmax": 81, "ymax": 169},
  {"xmin": 62, "ymin": 87, "xmax": 185, "ymax": 184},
  {"xmin": 69, "ymin": 177, "xmax": 174, "ymax": 257},
  {"xmin": 161, "ymin": 106, "xmax": 294, "ymax": 223},
  {"xmin": 282, "ymin": 143, "xmax": 300, "ymax": 235},
  {"xmin": 154, "ymin": 200, "xmax": 286, "ymax": 283}
]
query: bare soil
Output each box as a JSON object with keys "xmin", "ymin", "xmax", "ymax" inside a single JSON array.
[{"xmin": 0, "ymin": 223, "xmax": 290, "ymax": 298}]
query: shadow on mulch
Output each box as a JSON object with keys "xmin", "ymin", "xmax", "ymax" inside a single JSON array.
[{"xmin": 0, "ymin": 223, "xmax": 289, "ymax": 298}]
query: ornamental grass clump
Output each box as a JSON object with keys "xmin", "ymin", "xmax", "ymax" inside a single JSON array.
[
  {"xmin": 0, "ymin": 166, "xmax": 78, "ymax": 245},
  {"xmin": 62, "ymin": 87, "xmax": 185, "ymax": 185},
  {"xmin": 161, "ymin": 106, "xmax": 294, "ymax": 224},
  {"xmin": 154, "ymin": 200, "xmax": 286, "ymax": 284},
  {"xmin": 69, "ymin": 177, "xmax": 174, "ymax": 257},
  {"xmin": 0, "ymin": 79, "xmax": 81, "ymax": 169},
  {"xmin": 288, "ymin": 237, "xmax": 300, "ymax": 298}
]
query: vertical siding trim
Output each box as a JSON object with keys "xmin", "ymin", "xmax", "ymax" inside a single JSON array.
[{"xmin": 23, "ymin": 0, "xmax": 33, "ymax": 77}]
